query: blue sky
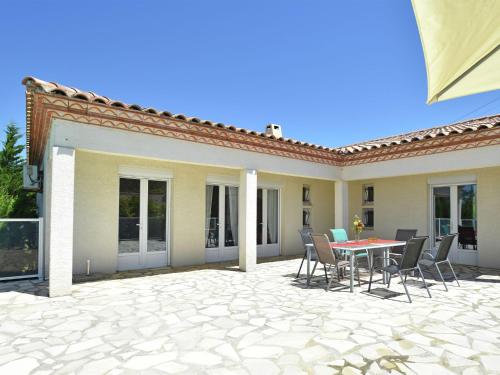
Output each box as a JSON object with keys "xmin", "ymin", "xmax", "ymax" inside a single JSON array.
[{"xmin": 0, "ymin": 0, "xmax": 499, "ymax": 148}]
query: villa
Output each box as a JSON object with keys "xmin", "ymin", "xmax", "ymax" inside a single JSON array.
[{"xmin": 21, "ymin": 77, "xmax": 500, "ymax": 297}]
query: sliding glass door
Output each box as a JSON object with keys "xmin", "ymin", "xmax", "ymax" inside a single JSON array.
[
  {"xmin": 205, "ymin": 184, "xmax": 239, "ymax": 262},
  {"xmin": 118, "ymin": 177, "xmax": 169, "ymax": 270},
  {"xmin": 431, "ymin": 183, "xmax": 477, "ymax": 265},
  {"xmin": 257, "ymin": 188, "xmax": 280, "ymax": 257}
]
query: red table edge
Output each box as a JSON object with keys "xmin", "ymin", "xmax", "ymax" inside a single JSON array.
[{"xmin": 330, "ymin": 239, "xmax": 405, "ymax": 248}]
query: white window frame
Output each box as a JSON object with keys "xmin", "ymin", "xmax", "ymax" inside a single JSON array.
[
  {"xmin": 428, "ymin": 178, "xmax": 478, "ymax": 265},
  {"xmin": 257, "ymin": 187, "xmax": 281, "ymax": 257},
  {"xmin": 205, "ymin": 183, "xmax": 240, "ymax": 262},
  {"xmin": 117, "ymin": 173, "xmax": 171, "ymax": 267}
]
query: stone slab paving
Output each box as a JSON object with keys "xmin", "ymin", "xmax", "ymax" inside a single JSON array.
[{"xmin": 1, "ymin": 258, "xmax": 500, "ymax": 374}]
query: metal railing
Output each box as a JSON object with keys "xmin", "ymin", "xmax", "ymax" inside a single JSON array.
[
  {"xmin": 434, "ymin": 218, "xmax": 477, "ymax": 237},
  {"xmin": 434, "ymin": 218, "xmax": 450, "ymax": 238},
  {"xmin": 0, "ymin": 218, "xmax": 43, "ymax": 281}
]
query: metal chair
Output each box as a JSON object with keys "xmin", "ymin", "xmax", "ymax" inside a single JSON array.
[
  {"xmin": 330, "ymin": 228, "xmax": 370, "ymax": 269},
  {"xmin": 310, "ymin": 233, "xmax": 352, "ymax": 291},
  {"xmin": 458, "ymin": 226, "xmax": 477, "ymax": 250},
  {"xmin": 330, "ymin": 228, "xmax": 349, "ymax": 243},
  {"xmin": 390, "ymin": 229, "xmax": 418, "ymax": 258},
  {"xmin": 368, "ymin": 236, "xmax": 430, "ymax": 303},
  {"xmin": 419, "ymin": 233, "xmax": 460, "ymax": 291},
  {"xmin": 296, "ymin": 228, "xmax": 316, "ymax": 278}
]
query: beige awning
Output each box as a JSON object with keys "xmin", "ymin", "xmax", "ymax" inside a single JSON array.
[{"xmin": 411, "ymin": 0, "xmax": 500, "ymax": 104}]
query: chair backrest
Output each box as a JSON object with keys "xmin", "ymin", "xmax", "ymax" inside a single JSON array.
[
  {"xmin": 435, "ymin": 233, "xmax": 456, "ymax": 262},
  {"xmin": 310, "ymin": 233, "xmax": 336, "ymax": 265},
  {"xmin": 458, "ymin": 226, "xmax": 476, "ymax": 245},
  {"xmin": 298, "ymin": 227, "xmax": 314, "ymax": 250},
  {"xmin": 400, "ymin": 236, "xmax": 428, "ymax": 270},
  {"xmin": 330, "ymin": 228, "xmax": 348, "ymax": 243},
  {"xmin": 395, "ymin": 229, "xmax": 418, "ymax": 242}
]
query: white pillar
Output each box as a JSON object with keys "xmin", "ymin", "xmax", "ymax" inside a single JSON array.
[
  {"xmin": 48, "ymin": 146, "xmax": 75, "ymax": 297},
  {"xmin": 335, "ymin": 180, "xmax": 349, "ymax": 230},
  {"xmin": 239, "ymin": 169, "xmax": 257, "ymax": 272}
]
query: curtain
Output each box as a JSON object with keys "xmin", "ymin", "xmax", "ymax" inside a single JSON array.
[
  {"xmin": 227, "ymin": 186, "xmax": 238, "ymax": 246},
  {"xmin": 205, "ymin": 185, "xmax": 214, "ymax": 248},
  {"xmin": 458, "ymin": 197, "xmax": 463, "ymax": 227},
  {"xmin": 267, "ymin": 189, "xmax": 278, "ymax": 244}
]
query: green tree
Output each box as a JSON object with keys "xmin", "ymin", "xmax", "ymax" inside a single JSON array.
[{"xmin": 0, "ymin": 123, "xmax": 37, "ymax": 218}]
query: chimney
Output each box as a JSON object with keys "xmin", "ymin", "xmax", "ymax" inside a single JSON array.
[{"xmin": 265, "ymin": 123, "xmax": 283, "ymax": 138}]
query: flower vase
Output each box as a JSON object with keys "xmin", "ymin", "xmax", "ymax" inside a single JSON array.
[{"xmin": 355, "ymin": 232, "xmax": 361, "ymax": 241}]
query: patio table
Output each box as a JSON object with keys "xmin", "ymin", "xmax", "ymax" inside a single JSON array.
[
  {"xmin": 303, "ymin": 239, "xmax": 406, "ymax": 291},
  {"xmin": 330, "ymin": 239, "xmax": 406, "ymax": 292}
]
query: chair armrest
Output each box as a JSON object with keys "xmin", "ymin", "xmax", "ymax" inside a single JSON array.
[
  {"xmin": 372, "ymin": 256, "xmax": 399, "ymax": 267},
  {"xmin": 421, "ymin": 249, "xmax": 435, "ymax": 260},
  {"xmin": 386, "ymin": 257, "xmax": 400, "ymax": 266}
]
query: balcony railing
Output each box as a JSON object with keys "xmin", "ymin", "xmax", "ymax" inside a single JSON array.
[
  {"xmin": 0, "ymin": 218, "xmax": 43, "ymax": 281},
  {"xmin": 434, "ymin": 218, "xmax": 477, "ymax": 238}
]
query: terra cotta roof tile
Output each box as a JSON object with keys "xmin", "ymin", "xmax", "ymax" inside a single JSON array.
[{"xmin": 22, "ymin": 76, "xmax": 499, "ymax": 155}]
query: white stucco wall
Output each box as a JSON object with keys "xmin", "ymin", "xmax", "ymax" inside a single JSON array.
[
  {"xmin": 72, "ymin": 151, "xmax": 336, "ymax": 274},
  {"xmin": 348, "ymin": 167, "xmax": 500, "ymax": 269},
  {"xmin": 39, "ymin": 118, "xmax": 500, "ymax": 276}
]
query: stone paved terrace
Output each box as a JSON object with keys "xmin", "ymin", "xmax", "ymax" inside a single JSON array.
[{"xmin": 1, "ymin": 257, "xmax": 500, "ymax": 374}]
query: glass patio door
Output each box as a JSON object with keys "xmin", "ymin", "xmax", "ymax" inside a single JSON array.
[
  {"xmin": 431, "ymin": 183, "xmax": 478, "ymax": 266},
  {"xmin": 205, "ymin": 185, "xmax": 239, "ymax": 262},
  {"xmin": 118, "ymin": 178, "xmax": 169, "ymax": 270},
  {"xmin": 257, "ymin": 188, "xmax": 280, "ymax": 257}
]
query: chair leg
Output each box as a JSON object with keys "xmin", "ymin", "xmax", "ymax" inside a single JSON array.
[
  {"xmin": 311, "ymin": 261, "xmax": 318, "ymax": 277},
  {"xmin": 324, "ymin": 266, "xmax": 329, "ymax": 284},
  {"xmin": 336, "ymin": 265, "xmax": 341, "ymax": 282},
  {"xmin": 404, "ymin": 274, "xmax": 408, "ymax": 283},
  {"xmin": 435, "ymin": 263, "xmax": 448, "ymax": 291},
  {"xmin": 296, "ymin": 251, "xmax": 307, "ymax": 278},
  {"xmin": 326, "ymin": 269, "xmax": 335, "ymax": 291},
  {"xmin": 356, "ymin": 263, "xmax": 361, "ymax": 287},
  {"xmin": 417, "ymin": 265, "xmax": 432, "ymax": 298},
  {"xmin": 354, "ymin": 257, "xmax": 361, "ymax": 287},
  {"xmin": 399, "ymin": 272, "xmax": 412, "ymax": 303},
  {"xmin": 411, "ymin": 266, "xmax": 420, "ymax": 280},
  {"xmin": 368, "ymin": 263, "xmax": 374, "ymax": 292},
  {"xmin": 447, "ymin": 260, "xmax": 460, "ymax": 287}
]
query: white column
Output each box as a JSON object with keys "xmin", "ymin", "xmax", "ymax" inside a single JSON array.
[
  {"xmin": 239, "ymin": 169, "xmax": 257, "ymax": 272},
  {"xmin": 48, "ymin": 146, "xmax": 75, "ymax": 297},
  {"xmin": 335, "ymin": 180, "xmax": 349, "ymax": 230}
]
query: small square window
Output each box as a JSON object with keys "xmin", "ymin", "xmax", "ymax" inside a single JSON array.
[
  {"xmin": 303, "ymin": 208, "xmax": 311, "ymax": 227},
  {"xmin": 362, "ymin": 208, "xmax": 374, "ymax": 229},
  {"xmin": 363, "ymin": 185, "xmax": 374, "ymax": 205},
  {"xmin": 302, "ymin": 185, "xmax": 311, "ymax": 205}
]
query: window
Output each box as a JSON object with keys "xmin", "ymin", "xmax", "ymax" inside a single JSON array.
[
  {"xmin": 303, "ymin": 208, "xmax": 311, "ymax": 227},
  {"xmin": 302, "ymin": 185, "xmax": 311, "ymax": 228},
  {"xmin": 363, "ymin": 185, "xmax": 374, "ymax": 205},
  {"xmin": 361, "ymin": 184, "xmax": 374, "ymax": 229},
  {"xmin": 362, "ymin": 208, "xmax": 374, "ymax": 229},
  {"xmin": 302, "ymin": 185, "xmax": 311, "ymax": 205}
]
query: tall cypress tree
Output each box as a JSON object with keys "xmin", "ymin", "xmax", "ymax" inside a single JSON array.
[
  {"xmin": 0, "ymin": 123, "xmax": 37, "ymax": 218},
  {"xmin": 0, "ymin": 123, "xmax": 24, "ymax": 171}
]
